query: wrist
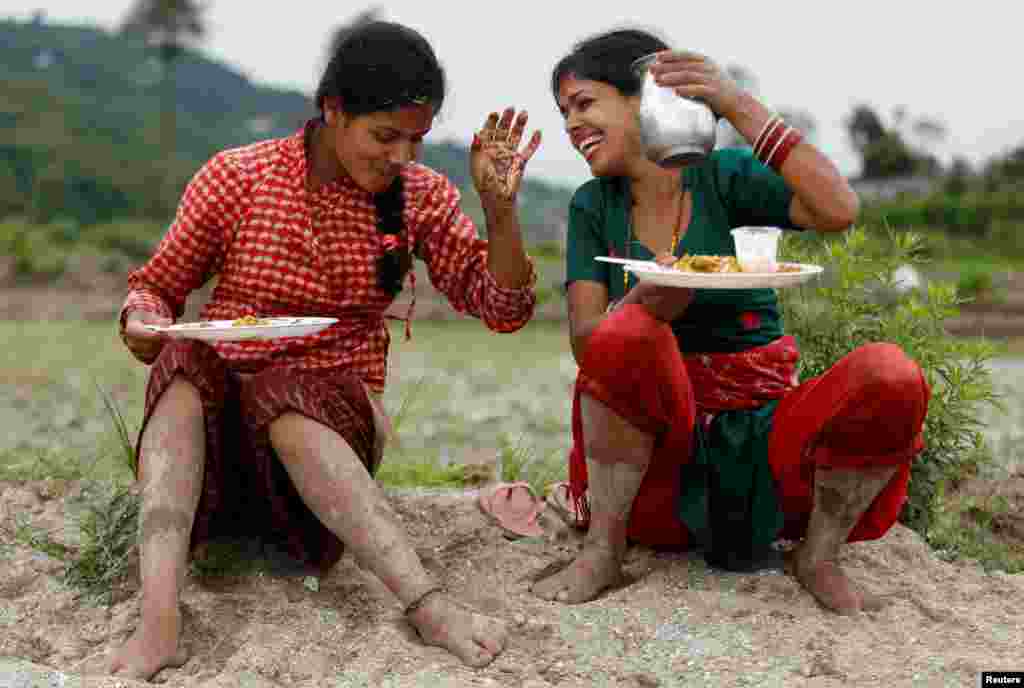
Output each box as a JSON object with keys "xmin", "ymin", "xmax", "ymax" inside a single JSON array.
[
  {"xmin": 751, "ymin": 112, "xmax": 804, "ymax": 173},
  {"xmin": 482, "ymin": 198, "xmax": 518, "ymax": 224},
  {"xmin": 724, "ymin": 91, "xmax": 773, "ymax": 137},
  {"xmin": 715, "ymin": 87, "xmax": 753, "ymax": 123}
]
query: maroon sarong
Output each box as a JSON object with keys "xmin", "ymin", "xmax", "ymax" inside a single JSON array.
[{"xmin": 136, "ymin": 340, "xmax": 377, "ymax": 571}]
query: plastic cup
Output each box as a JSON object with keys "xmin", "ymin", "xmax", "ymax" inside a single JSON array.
[{"xmin": 731, "ymin": 227, "xmax": 781, "ymax": 273}]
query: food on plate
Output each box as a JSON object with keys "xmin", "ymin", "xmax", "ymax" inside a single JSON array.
[
  {"xmin": 671, "ymin": 254, "xmax": 802, "ymax": 274},
  {"xmin": 232, "ymin": 315, "xmax": 270, "ymax": 327},
  {"xmin": 672, "ymin": 255, "xmax": 742, "ymax": 273}
]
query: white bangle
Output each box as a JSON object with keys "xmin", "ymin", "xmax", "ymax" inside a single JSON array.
[
  {"xmin": 754, "ymin": 117, "xmax": 784, "ymax": 160},
  {"xmin": 752, "ymin": 115, "xmax": 779, "ymax": 154},
  {"xmin": 764, "ymin": 125, "xmax": 794, "ymax": 169}
]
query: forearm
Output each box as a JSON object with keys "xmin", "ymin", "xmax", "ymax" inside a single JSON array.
[
  {"xmin": 570, "ymin": 284, "xmax": 692, "ymax": 364},
  {"xmin": 618, "ymin": 282, "xmax": 694, "ymax": 322},
  {"xmin": 483, "ymin": 201, "xmax": 532, "ymax": 289},
  {"xmin": 570, "ymin": 314, "xmax": 603, "ymax": 365},
  {"xmin": 724, "ymin": 93, "xmax": 859, "ymax": 227}
]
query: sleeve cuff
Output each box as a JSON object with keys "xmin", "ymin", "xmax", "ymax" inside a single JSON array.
[
  {"xmin": 119, "ymin": 290, "xmax": 174, "ymax": 333},
  {"xmin": 480, "ymin": 255, "xmax": 538, "ymax": 332}
]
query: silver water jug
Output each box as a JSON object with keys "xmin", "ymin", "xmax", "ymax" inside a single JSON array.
[{"xmin": 633, "ymin": 53, "xmax": 717, "ymax": 167}]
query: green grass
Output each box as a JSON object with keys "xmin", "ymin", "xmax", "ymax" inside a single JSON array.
[
  {"xmin": 0, "ymin": 319, "xmax": 575, "ymax": 489},
  {"xmin": 927, "ymin": 487, "xmax": 1024, "ymax": 574}
]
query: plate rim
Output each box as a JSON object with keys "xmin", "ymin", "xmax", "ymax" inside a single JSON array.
[
  {"xmin": 624, "ymin": 262, "xmax": 823, "ymax": 288},
  {"xmin": 146, "ymin": 316, "xmax": 339, "ymax": 333}
]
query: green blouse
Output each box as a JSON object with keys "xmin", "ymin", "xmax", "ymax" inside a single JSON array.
[
  {"xmin": 565, "ymin": 147, "xmax": 798, "ymax": 353},
  {"xmin": 565, "ymin": 148, "xmax": 801, "ymax": 567}
]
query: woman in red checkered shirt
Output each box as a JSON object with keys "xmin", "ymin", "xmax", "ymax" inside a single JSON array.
[{"xmin": 110, "ymin": 21, "xmax": 538, "ymax": 679}]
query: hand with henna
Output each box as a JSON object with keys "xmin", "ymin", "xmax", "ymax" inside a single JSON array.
[{"xmin": 470, "ymin": 107, "xmax": 542, "ymax": 209}]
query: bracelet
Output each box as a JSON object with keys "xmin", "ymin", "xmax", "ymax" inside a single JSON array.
[
  {"xmin": 404, "ymin": 585, "xmax": 444, "ymax": 616},
  {"xmin": 763, "ymin": 125, "xmax": 793, "ymax": 167},
  {"xmin": 767, "ymin": 127, "xmax": 804, "ymax": 172},
  {"xmin": 752, "ymin": 114, "xmax": 781, "ymax": 157},
  {"xmin": 753, "ymin": 116, "xmax": 784, "ymax": 160},
  {"xmin": 755, "ymin": 121, "xmax": 787, "ymax": 164}
]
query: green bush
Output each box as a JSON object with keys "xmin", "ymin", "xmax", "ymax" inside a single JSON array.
[
  {"xmin": 956, "ymin": 266, "xmax": 995, "ymax": 299},
  {"xmin": 0, "ymin": 217, "xmax": 69, "ymax": 279},
  {"xmin": 779, "ymin": 226, "xmax": 1001, "ymax": 536},
  {"xmin": 861, "ymin": 191, "xmax": 1024, "ymax": 247}
]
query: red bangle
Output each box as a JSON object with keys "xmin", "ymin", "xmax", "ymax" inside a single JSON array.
[
  {"xmin": 767, "ymin": 128, "xmax": 803, "ymax": 172},
  {"xmin": 752, "ymin": 116, "xmax": 782, "ymax": 157},
  {"xmin": 753, "ymin": 117, "xmax": 784, "ymax": 160},
  {"xmin": 756, "ymin": 123, "xmax": 787, "ymax": 165}
]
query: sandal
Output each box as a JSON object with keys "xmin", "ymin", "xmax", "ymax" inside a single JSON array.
[
  {"xmin": 544, "ymin": 481, "xmax": 589, "ymax": 529},
  {"xmin": 477, "ymin": 482, "xmax": 546, "ymax": 539}
]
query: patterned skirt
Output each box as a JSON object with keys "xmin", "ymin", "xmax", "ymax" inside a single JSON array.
[{"xmin": 136, "ymin": 339, "xmax": 378, "ymax": 572}]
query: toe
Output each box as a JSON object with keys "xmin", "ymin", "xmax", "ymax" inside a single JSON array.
[
  {"xmin": 476, "ymin": 619, "xmax": 507, "ymax": 654},
  {"xmin": 461, "ymin": 640, "xmax": 496, "ymax": 668}
]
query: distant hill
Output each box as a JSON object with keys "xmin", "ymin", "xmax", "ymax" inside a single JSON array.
[{"xmin": 0, "ymin": 18, "xmax": 571, "ymax": 242}]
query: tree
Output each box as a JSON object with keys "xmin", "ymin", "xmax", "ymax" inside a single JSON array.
[
  {"xmin": 944, "ymin": 156, "xmax": 972, "ymax": 195},
  {"xmin": 121, "ymin": 0, "xmax": 207, "ymax": 210},
  {"xmin": 846, "ymin": 105, "xmax": 886, "ymax": 153},
  {"xmin": 982, "ymin": 144, "xmax": 1024, "ymax": 190},
  {"xmin": 845, "ymin": 104, "xmax": 946, "ymax": 180}
]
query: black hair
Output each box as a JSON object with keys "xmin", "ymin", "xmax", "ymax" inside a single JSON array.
[
  {"xmin": 550, "ymin": 28, "xmax": 670, "ymax": 102},
  {"xmin": 315, "ymin": 21, "xmax": 446, "ymax": 118},
  {"xmin": 315, "ymin": 21, "xmax": 443, "ymax": 296},
  {"xmin": 373, "ymin": 175, "xmax": 412, "ymax": 295}
]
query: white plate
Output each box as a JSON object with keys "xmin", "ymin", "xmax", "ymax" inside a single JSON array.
[
  {"xmin": 624, "ymin": 261, "xmax": 824, "ymax": 289},
  {"xmin": 595, "ymin": 256, "xmax": 656, "ymax": 267},
  {"xmin": 145, "ymin": 317, "xmax": 339, "ymax": 342}
]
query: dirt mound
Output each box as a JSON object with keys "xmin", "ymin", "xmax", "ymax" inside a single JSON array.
[{"xmin": 1, "ymin": 480, "xmax": 1021, "ymax": 687}]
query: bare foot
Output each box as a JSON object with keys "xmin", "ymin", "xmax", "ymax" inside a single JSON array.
[
  {"xmin": 787, "ymin": 549, "xmax": 863, "ymax": 615},
  {"xmin": 407, "ymin": 592, "xmax": 507, "ymax": 668},
  {"xmin": 531, "ymin": 543, "xmax": 622, "ymax": 604},
  {"xmin": 107, "ymin": 611, "xmax": 188, "ymax": 681}
]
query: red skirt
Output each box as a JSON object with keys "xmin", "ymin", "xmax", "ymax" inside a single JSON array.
[
  {"xmin": 569, "ymin": 304, "xmax": 931, "ymax": 548},
  {"xmin": 136, "ymin": 340, "xmax": 378, "ymax": 571}
]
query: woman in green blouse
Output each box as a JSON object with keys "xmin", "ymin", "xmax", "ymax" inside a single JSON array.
[{"xmin": 532, "ymin": 29, "xmax": 930, "ymax": 615}]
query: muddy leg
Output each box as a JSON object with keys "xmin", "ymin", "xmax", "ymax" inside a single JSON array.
[
  {"xmin": 108, "ymin": 377, "xmax": 204, "ymax": 679},
  {"xmin": 269, "ymin": 413, "xmax": 507, "ymax": 668},
  {"xmin": 790, "ymin": 464, "xmax": 898, "ymax": 614},
  {"xmin": 531, "ymin": 393, "xmax": 653, "ymax": 604}
]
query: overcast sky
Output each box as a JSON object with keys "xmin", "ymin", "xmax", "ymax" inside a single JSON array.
[{"xmin": 9, "ymin": 1, "xmax": 1023, "ymax": 187}]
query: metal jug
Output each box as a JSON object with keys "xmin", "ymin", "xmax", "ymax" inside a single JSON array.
[{"xmin": 633, "ymin": 53, "xmax": 717, "ymax": 167}]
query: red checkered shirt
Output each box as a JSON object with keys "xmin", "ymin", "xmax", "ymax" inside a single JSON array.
[{"xmin": 120, "ymin": 124, "xmax": 537, "ymax": 392}]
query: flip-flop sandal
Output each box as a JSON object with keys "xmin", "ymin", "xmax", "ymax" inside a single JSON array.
[
  {"xmin": 477, "ymin": 482, "xmax": 546, "ymax": 539},
  {"xmin": 544, "ymin": 481, "xmax": 589, "ymax": 529}
]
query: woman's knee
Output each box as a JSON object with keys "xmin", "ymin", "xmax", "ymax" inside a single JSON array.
[
  {"xmin": 585, "ymin": 305, "xmax": 676, "ymax": 372},
  {"xmin": 824, "ymin": 343, "xmax": 929, "ymax": 449},
  {"xmin": 159, "ymin": 374, "xmax": 204, "ymax": 412},
  {"xmin": 847, "ymin": 343, "xmax": 927, "ymax": 399}
]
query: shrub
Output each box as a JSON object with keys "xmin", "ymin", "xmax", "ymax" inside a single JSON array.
[
  {"xmin": 956, "ymin": 266, "xmax": 995, "ymax": 300},
  {"xmin": 779, "ymin": 226, "xmax": 1001, "ymax": 536}
]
